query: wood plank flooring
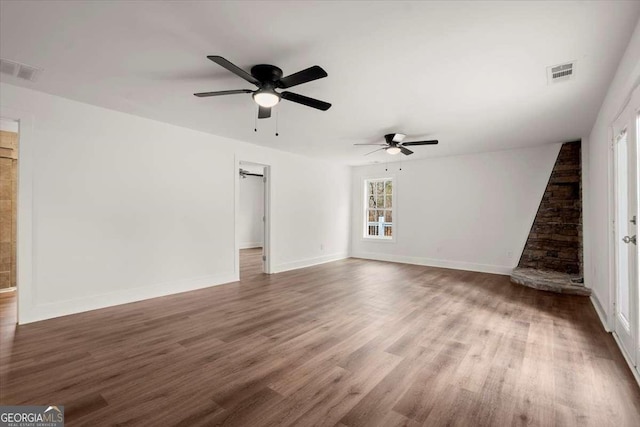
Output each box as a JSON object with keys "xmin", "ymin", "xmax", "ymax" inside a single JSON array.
[
  {"xmin": 240, "ymin": 247, "xmax": 264, "ymax": 279},
  {"xmin": 1, "ymin": 252, "xmax": 640, "ymax": 426}
]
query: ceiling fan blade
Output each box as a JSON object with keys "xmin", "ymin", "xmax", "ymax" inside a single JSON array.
[
  {"xmin": 353, "ymin": 143, "xmax": 387, "ymax": 146},
  {"xmin": 194, "ymin": 89, "xmax": 253, "ymax": 97},
  {"xmin": 278, "ymin": 66, "xmax": 328, "ymax": 89},
  {"xmin": 401, "ymin": 140, "xmax": 439, "ymax": 146},
  {"xmin": 392, "ymin": 133, "xmax": 406, "ymax": 143},
  {"xmin": 365, "ymin": 147, "xmax": 386, "ymax": 156},
  {"xmin": 207, "ymin": 56, "xmax": 261, "ymax": 86},
  {"xmin": 384, "ymin": 133, "xmax": 406, "ymax": 144},
  {"xmin": 281, "ymin": 91, "xmax": 331, "ymax": 111},
  {"xmin": 400, "ymin": 146, "xmax": 414, "ymax": 155},
  {"xmin": 258, "ymin": 106, "xmax": 271, "ymax": 119}
]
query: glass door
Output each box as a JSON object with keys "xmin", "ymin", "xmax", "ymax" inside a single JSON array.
[{"xmin": 612, "ymin": 88, "xmax": 639, "ymax": 365}]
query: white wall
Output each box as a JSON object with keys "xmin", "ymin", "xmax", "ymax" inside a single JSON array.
[
  {"xmin": 351, "ymin": 144, "xmax": 560, "ymax": 274},
  {"xmin": 0, "ymin": 117, "xmax": 19, "ymax": 132},
  {"xmin": 0, "ymin": 82, "xmax": 350, "ymax": 324},
  {"xmin": 238, "ymin": 171, "xmax": 264, "ymax": 249},
  {"xmin": 584, "ymin": 19, "xmax": 640, "ymax": 328}
]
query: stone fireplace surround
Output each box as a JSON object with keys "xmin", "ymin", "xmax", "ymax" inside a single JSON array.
[{"xmin": 510, "ymin": 141, "xmax": 590, "ymax": 296}]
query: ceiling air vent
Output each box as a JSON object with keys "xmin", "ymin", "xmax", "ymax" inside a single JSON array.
[
  {"xmin": 547, "ymin": 61, "xmax": 575, "ymax": 84},
  {"xmin": 0, "ymin": 58, "xmax": 42, "ymax": 82}
]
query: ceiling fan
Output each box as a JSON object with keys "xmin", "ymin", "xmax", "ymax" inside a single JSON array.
[
  {"xmin": 355, "ymin": 133, "xmax": 439, "ymax": 156},
  {"xmin": 194, "ymin": 56, "xmax": 331, "ymax": 119}
]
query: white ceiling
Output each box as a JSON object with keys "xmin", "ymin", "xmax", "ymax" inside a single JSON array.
[{"xmin": 1, "ymin": 1, "xmax": 639, "ymax": 165}]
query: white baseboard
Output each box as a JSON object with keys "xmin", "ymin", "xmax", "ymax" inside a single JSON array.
[
  {"xmin": 273, "ymin": 252, "xmax": 348, "ymax": 273},
  {"xmin": 19, "ymin": 272, "xmax": 238, "ymax": 325},
  {"xmin": 351, "ymin": 252, "xmax": 512, "ymax": 275},
  {"xmin": 240, "ymin": 242, "xmax": 263, "ymax": 249},
  {"xmin": 590, "ymin": 294, "xmax": 611, "ymax": 332},
  {"xmin": 612, "ymin": 331, "xmax": 640, "ymax": 388}
]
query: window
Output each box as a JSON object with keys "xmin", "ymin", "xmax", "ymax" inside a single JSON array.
[{"xmin": 364, "ymin": 177, "xmax": 394, "ymax": 239}]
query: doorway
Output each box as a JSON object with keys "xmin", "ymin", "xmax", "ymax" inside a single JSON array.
[
  {"xmin": 0, "ymin": 117, "xmax": 19, "ymax": 326},
  {"xmin": 612, "ymin": 86, "xmax": 639, "ymax": 367},
  {"xmin": 237, "ymin": 161, "xmax": 270, "ymax": 279}
]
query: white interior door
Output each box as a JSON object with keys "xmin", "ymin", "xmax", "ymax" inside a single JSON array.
[{"xmin": 612, "ymin": 87, "xmax": 639, "ymax": 365}]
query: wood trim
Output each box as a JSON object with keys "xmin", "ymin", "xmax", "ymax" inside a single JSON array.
[{"xmin": 0, "ymin": 130, "xmax": 18, "ymax": 290}]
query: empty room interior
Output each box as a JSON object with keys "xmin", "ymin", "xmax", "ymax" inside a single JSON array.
[{"xmin": 2, "ymin": 1, "xmax": 640, "ymax": 425}]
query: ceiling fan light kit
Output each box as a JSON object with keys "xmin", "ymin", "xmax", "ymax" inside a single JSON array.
[
  {"xmin": 252, "ymin": 88, "xmax": 280, "ymax": 108},
  {"xmin": 386, "ymin": 146, "xmax": 401, "ymax": 155}
]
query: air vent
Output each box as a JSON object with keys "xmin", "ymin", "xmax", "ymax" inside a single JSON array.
[
  {"xmin": 547, "ymin": 61, "xmax": 575, "ymax": 84},
  {"xmin": 0, "ymin": 58, "xmax": 42, "ymax": 82},
  {"xmin": 0, "ymin": 60, "xmax": 17, "ymax": 76}
]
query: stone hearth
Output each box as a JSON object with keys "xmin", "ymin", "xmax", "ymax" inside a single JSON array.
[{"xmin": 511, "ymin": 268, "xmax": 591, "ymax": 296}]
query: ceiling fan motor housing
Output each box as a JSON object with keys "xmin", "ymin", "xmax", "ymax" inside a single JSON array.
[{"xmin": 251, "ymin": 64, "xmax": 283, "ymax": 85}]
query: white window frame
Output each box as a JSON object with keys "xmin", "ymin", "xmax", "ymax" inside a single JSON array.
[{"xmin": 362, "ymin": 176, "xmax": 396, "ymax": 242}]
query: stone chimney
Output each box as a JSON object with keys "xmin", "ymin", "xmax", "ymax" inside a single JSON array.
[{"xmin": 511, "ymin": 141, "xmax": 589, "ymax": 295}]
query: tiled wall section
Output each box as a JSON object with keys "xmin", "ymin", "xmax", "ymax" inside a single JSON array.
[
  {"xmin": 0, "ymin": 130, "xmax": 18, "ymax": 289},
  {"xmin": 517, "ymin": 141, "xmax": 582, "ymax": 275}
]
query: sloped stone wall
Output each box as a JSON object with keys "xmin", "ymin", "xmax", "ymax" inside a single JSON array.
[{"xmin": 517, "ymin": 141, "xmax": 582, "ymax": 275}]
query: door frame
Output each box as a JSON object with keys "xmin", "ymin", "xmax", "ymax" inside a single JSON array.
[
  {"xmin": 612, "ymin": 122, "xmax": 638, "ymax": 364},
  {"xmin": 609, "ymin": 85, "xmax": 640, "ymax": 369},
  {"xmin": 234, "ymin": 157, "xmax": 272, "ymax": 277},
  {"xmin": 0, "ymin": 106, "xmax": 35, "ymax": 325}
]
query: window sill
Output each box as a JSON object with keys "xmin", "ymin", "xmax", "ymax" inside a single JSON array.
[{"xmin": 362, "ymin": 237, "xmax": 396, "ymax": 243}]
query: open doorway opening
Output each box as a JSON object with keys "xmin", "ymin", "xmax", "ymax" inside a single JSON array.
[
  {"xmin": 237, "ymin": 161, "xmax": 270, "ymax": 279},
  {"xmin": 0, "ymin": 117, "xmax": 19, "ymax": 326}
]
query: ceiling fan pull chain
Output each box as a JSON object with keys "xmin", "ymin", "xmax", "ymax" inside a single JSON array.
[
  {"xmin": 275, "ymin": 109, "xmax": 279, "ymax": 136},
  {"xmin": 254, "ymin": 107, "xmax": 258, "ymax": 132}
]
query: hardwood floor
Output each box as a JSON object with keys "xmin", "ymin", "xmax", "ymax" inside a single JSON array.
[
  {"xmin": 240, "ymin": 247, "xmax": 264, "ymax": 279},
  {"xmin": 1, "ymin": 255, "xmax": 640, "ymax": 426}
]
